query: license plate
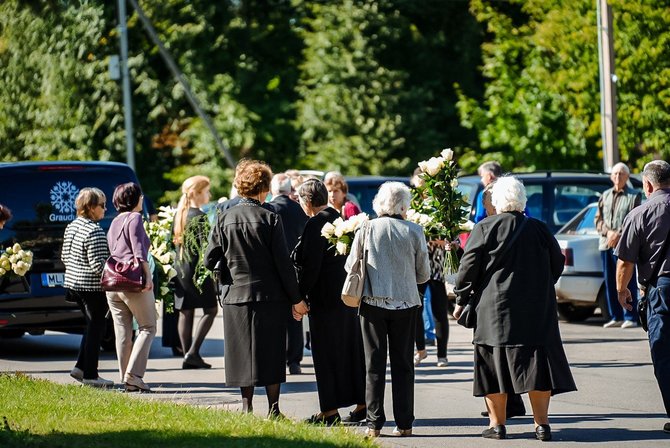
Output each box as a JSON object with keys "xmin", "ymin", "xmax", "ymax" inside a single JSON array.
[{"xmin": 41, "ymin": 273, "xmax": 65, "ymax": 288}]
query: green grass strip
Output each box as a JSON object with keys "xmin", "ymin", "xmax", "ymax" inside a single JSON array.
[{"xmin": 0, "ymin": 373, "xmax": 376, "ymax": 448}]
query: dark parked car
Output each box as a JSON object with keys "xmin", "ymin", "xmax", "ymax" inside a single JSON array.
[
  {"xmin": 456, "ymin": 171, "xmax": 642, "ymax": 234},
  {"xmin": 0, "ymin": 161, "xmax": 142, "ymax": 347},
  {"xmin": 345, "ymin": 176, "xmax": 410, "ymax": 217}
]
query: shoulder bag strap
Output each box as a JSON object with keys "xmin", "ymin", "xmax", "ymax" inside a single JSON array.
[
  {"xmin": 471, "ymin": 216, "xmax": 528, "ymax": 301},
  {"xmin": 111, "ymin": 213, "xmax": 133, "ymax": 254}
]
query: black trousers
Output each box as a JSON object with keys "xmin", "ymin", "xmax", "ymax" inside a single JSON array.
[
  {"xmin": 70, "ymin": 290, "xmax": 108, "ymax": 379},
  {"xmin": 360, "ymin": 302, "xmax": 418, "ymax": 430},
  {"xmin": 416, "ymin": 280, "xmax": 450, "ymax": 358},
  {"xmin": 286, "ymin": 306, "xmax": 304, "ymax": 366}
]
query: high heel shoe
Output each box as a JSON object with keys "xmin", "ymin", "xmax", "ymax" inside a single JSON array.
[
  {"xmin": 305, "ymin": 412, "xmax": 341, "ymax": 426},
  {"xmin": 342, "ymin": 407, "xmax": 366, "ymax": 423},
  {"xmin": 182, "ymin": 354, "xmax": 212, "ymax": 369}
]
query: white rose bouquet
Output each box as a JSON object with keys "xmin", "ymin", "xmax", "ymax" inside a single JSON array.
[
  {"xmin": 0, "ymin": 243, "xmax": 33, "ymax": 278},
  {"xmin": 145, "ymin": 206, "xmax": 178, "ymax": 311},
  {"xmin": 321, "ymin": 212, "xmax": 369, "ymax": 255},
  {"xmin": 411, "ymin": 148, "xmax": 470, "ymax": 275}
]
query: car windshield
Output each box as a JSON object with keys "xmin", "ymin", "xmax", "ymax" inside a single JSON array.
[{"xmin": 557, "ymin": 204, "xmax": 598, "ymax": 235}]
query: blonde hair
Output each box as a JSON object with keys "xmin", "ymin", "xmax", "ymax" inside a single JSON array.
[
  {"xmin": 75, "ymin": 188, "xmax": 106, "ymax": 220},
  {"xmin": 173, "ymin": 175, "xmax": 210, "ymax": 245}
]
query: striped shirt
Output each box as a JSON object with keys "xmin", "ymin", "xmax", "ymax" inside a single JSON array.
[{"xmin": 62, "ymin": 217, "xmax": 110, "ymax": 291}]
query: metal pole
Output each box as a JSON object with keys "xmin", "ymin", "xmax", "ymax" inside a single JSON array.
[
  {"xmin": 597, "ymin": 0, "xmax": 619, "ymax": 171},
  {"xmin": 117, "ymin": 0, "xmax": 135, "ymax": 170}
]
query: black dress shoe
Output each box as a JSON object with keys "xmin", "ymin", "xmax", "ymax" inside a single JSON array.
[
  {"xmin": 182, "ymin": 354, "xmax": 212, "ymax": 369},
  {"xmin": 482, "ymin": 425, "xmax": 506, "ymax": 439},
  {"xmin": 288, "ymin": 363, "xmax": 302, "ymax": 375},
  {"xmin": 663, "ymin": 422, "xmax": 670, "ymax": 433},
  {"xmin": 341, "ymin": 407, "xmax": 366, "ymax": 423},
  {"xmin": 305, "ymin": 413, "xmax": 341, "ymax": 426},
  {"xmin": 535, "ymin": 424, "xmax": 552, "ymax": 441}
]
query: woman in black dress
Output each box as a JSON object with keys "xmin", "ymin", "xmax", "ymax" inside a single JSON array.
[
  {"xmin": 204, "ymin": 160, "xmax": 308, "ymax": 417},
  {"xmin": 454, "ymin": 176, "xmax": 576, "ymax": 441},
  {"xmin": 173, "ymin": 175, "xmax": 218, "ymax": 369},
  {"xmin": 292, "ymin": 179, "xmax": 366, "ymax": 425}
]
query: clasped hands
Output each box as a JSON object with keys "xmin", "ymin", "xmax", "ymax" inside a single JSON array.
[{"xmin": 292, "ymin": 300, "xmax": 309, "ymax": 321}]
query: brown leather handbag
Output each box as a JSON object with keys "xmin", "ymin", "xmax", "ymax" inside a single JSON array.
[{"xmin": 101, "ymin": 214, "xmax": 145, "ymax": 292}]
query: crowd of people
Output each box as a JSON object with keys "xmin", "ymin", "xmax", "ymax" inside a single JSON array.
[{"xmin": 3, "ymin": 156, "xmax": 669, "ymax": 439}]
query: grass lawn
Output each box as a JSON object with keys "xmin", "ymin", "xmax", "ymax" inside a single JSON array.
[{"xmin": 0, "ymin": 374, "xmax": 376, "ymax": 447}]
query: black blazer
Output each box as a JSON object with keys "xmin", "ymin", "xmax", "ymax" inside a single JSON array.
[
  {"xmin": 269, "ymin": 194, "xmax": 308, "ymax": 253},
  {"xmin": 455, "ymin": 212, "xmax": 565, "ymax": 346},
  {"xmin": 204, "ymin": 198, "xmax": 301, "ymax": 305},
  {"xmin": 292, "ymin": 207, "xmax": 347, "ymax": 311}
]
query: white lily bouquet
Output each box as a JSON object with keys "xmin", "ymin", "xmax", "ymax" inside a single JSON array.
[
  {"xmin": 411, "ymin": 148, "xmax": 470, "ymax": 275},
  {"xmin": 321, "ymin": 213, "xmax": 370, "ymax": 255},
  {"xmin": 0, "ymin": 243, "xmax": 33, "ymax": 278},
  {"xmin": 144, "ymin": 206, "xmax": 178, "ymax": 311}
]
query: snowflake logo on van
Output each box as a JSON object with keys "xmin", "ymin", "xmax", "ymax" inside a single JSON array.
[{"xmin": 50, "ymin": 181, "xmax": 79, "ymax": 214}]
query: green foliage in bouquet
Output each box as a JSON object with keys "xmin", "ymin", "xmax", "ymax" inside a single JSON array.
[
  {"xmin": 411, "ymin": 148, "xmax": 471, "ymax": 274},
  {"xmin": 181, "ymin": 214, "xmax": 212, "ymax": 292}
]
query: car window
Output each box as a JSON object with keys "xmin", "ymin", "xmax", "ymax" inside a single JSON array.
[
  {"xmin": 552, "ymin": 184, "xmax": 606, "ymax": 228},
  {"xmin": 558, "ymin": 205, "xmax": 598, "ymax": 235},
  {"xmin": 0, "ymin": 164, "xmax": 138, "ymax": 272},
  {"xmin": 525, "ymin": 184, "xmax": 544, "ymax": 220},
  {"xmin": 456, "ymin": 179, "xmax": 479, "ymax": 206}
]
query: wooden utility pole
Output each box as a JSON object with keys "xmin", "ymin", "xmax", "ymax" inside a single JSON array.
[{"xmin": 597, "ymin": 0, "xmax": 619, "ymax": 171}]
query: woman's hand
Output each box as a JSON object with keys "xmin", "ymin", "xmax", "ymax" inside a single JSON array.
[
  {"xmin": 142, "ymin": 278, "xmax": 153, "ymax": 292},
  {"xmin": 453, "ymin": 304, "xmax": 464, "ymax": 320}
]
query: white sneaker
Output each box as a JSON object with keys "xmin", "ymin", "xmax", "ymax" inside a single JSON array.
[
  {"xmin": 414, "ymin": 350, "xmax": 428, "ymax": 366},
  {"xmin": 70, "ymin": 367, "xmax": 84, "ymax": 382},
  {"xmin": 603, "ymin": 320, "xmax": 623, "ymax": 328},
  {"xmin": 82, "ymin": 377, "xmax": 114, "ymax": 388},
  {"xmin": 392, "ymin": 426, "xmax": 412, "ymax": 437},
  {"xmin": 621, "ymin": 320, "xmax": 638, "ymax": 329},
  {"xmin": 437, "ymin": 357, "xmax": 448, "ymax": 367}
]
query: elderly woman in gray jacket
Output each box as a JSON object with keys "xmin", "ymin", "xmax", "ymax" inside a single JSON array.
[{"xmin": 345, "ymin": 182, "xmax": 430, "ymax": 438}]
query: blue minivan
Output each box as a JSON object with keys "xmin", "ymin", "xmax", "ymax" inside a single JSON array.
[{"xmin": 0, "ymin": 161, "xmax": 141, "ymax": 346}]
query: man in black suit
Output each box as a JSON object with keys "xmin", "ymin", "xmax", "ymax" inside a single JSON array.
[{"xmin": 269, "ymin": 173, "xmax": 309, "ymax": 374}]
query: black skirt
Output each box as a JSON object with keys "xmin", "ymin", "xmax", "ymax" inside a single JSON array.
[
  {"xmin": 473, "ymin": 340, "xmax": 577, "ymax": 397},
  {"xmin": 223, "ymin": 301, "xmax": 289, "ymax": 387}
]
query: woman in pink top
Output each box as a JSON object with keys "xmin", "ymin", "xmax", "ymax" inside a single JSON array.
[
  {"xmin": 324, "ymin": 172, "xmax": 361, "ymax": 220},
  {"xmin": 106, "ymin": 182, "xmax": 155, "ymax": 393}
]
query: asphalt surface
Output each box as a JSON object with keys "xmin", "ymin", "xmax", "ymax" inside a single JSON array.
[{"xmin": 1, "ymin": 312, "xmax": 669, "ymax": 447}]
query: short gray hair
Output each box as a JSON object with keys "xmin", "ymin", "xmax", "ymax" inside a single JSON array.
[
  {"xmin": 491, "ymin": 176, "xmax": 527, "ymax": 213},
  {"xmin": 643, "ymin": 160, "xmax": 670, "ymax": 188},
  {"xmin": 373, "ymin": 182, "xmax": 411, "ymax": 216},
  {"xmin": 611, "ymin": 162, "xmax": 630, "ymax": 175},
  {"xmin": 297, "ymin": 179, "xmax": 328, "ymax": 207},
  {"xmin": 271, "ymin": 173, "xmax": 292, "ymax": 195},
  {"xmin": 477, "ymin": 161, "xmax": 502, "ymax": 178}
]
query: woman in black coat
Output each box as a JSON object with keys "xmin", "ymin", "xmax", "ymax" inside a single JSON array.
[
  {"xmin": 204, "ymin": 160, "xmax": 308, "ymax": 418},
  {"xmin": 292, "ymin": 179, "xmax": 366, "ymax": 425},
  {"xmin": 454, "ymin": 176, "xmax": 576, "ymax": 441}
]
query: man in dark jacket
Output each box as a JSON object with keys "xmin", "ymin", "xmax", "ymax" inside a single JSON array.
[{"xmin": 270, "ymin": 173, "xmax": 309, "ymax": 374}]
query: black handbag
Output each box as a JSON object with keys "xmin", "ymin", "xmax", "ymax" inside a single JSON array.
[{"xmin": 457, "ymin": 216, "xmax": 527, "ymax": 329}]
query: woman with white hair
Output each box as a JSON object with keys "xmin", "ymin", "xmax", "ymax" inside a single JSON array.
[
  {"xmin": 345, "ymin": 181, "xmax": 430, "ymax": 437},
  {"xmin": 454, "ymin": 176, "xmax": 576, "ymax": 441}
]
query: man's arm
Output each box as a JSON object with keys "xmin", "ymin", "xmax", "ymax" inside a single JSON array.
[{"xmin": 615, "ymin": 259, "xmax": 635, "ymax": 311}]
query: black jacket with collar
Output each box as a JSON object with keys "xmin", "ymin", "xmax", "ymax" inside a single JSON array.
[
  {"xmin": 269, "ymin": 194, "xmax": 308, "ymax": 254},
  {"xmin": 204, "ymin": 199, "xmax": 301, "ymax": 305}
]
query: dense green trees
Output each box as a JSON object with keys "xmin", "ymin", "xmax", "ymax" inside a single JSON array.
[{"xmin": 1, "ymin": 0, "xmax": 669, "ymax": 203}]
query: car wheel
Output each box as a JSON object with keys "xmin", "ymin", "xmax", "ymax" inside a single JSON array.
[{"xmin": 557, "ymin": 302, "xmax": 596, "ymax": 322}]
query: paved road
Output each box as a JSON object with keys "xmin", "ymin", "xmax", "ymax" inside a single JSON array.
[{"xmin": 1, "ymin": 313, "xmax": 668, "ymax": 447}]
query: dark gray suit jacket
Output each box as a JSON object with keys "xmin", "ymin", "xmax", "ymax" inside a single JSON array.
[{"xmin": 269, "ymin": 194, "xmax": 308, "ymax": 254}]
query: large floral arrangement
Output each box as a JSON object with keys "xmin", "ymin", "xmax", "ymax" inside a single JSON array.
[
  {"xmin": 144, "ymin": 206, "xmax": 178, "ymax": 311},
  {"xmin": 321, "ymin": 213, "xmax": 369, "ymax": 255},
  {"xmin": 0, "ymin": 243, "xmax": 33, "ymax": 278},
  {"xmin": 411, "ymin": 148, "xmax": 470, "ymax": 275}
]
